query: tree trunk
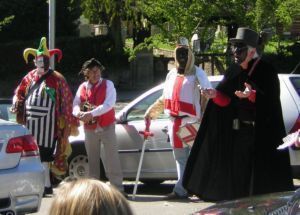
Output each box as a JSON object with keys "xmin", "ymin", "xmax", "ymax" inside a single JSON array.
[{"xmin": 109, "ymin": 15, "xmax": 124, "ymax": 57}]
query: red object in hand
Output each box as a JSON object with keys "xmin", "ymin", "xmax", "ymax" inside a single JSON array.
[
  {"xmin": 145, "ymin": 117, "xmax": 151, "ymax": 131},
  {"xmin": 139, "ymin": 118, "xmax": 153, "ymax": 139}
]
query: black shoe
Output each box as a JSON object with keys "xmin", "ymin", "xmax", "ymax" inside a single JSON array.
[
  {"xmin": 163, "ymin": 192, "xmax": 188, "ymax": 200},
  {"xmin": 43, "ymin": 186, "xmax": 53, "ymax": 197}
]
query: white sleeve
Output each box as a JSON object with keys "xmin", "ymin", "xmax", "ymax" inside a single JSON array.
[
  {"xmin": 162, "ymin": 69, "xmax": 174, "ymax": 98},
  {"xmin": 72, "ymin": 84, "xmax": 83, "ymax": 117},
  {"xmin": 90, "ymin": 80, "xmax": 116, "ymax": 117},
  {"xmin": 196, "ymin": 67, "xmax": 212, "ymax": 88}
]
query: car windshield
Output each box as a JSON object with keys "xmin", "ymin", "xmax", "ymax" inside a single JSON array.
[
  {"xmin": 290, "ymin": 77, "xmax": 300, "ymax": 97},
  {"xmin": 0, "ymin": 102, "xmax": 16, "ymax": 122}
]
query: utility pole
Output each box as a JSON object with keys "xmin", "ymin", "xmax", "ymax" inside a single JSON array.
[{"xmin": 49, "ymin": 0, "xmax": 55, "ymax": 70}]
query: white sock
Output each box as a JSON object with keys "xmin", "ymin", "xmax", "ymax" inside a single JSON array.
[{"xmin": 42, "ymin": 162, "xmax": 51, "ymax": 188}]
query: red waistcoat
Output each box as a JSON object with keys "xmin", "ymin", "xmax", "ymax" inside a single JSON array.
[{"xmin": 80, "ymin": 80, "xmax": 115, "ymax": 130}]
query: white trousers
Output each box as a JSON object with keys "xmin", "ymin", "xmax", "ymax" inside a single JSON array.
[{"xmin": 84, "ymin": 124, "xmax": 124, "ymax": 191}]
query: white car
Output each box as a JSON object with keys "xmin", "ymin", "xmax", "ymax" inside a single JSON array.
[
  {"xmin": 0, "ymin": 118, "xmax": 44, "ymax": 215},
  {"xmin": 68, "ymin": 74, "xmax": 300, "ymax": 183}
]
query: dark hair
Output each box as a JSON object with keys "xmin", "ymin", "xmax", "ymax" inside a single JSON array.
[{"xmin": 79, "ymin": 58, "xmax": 105, "ymax": 75}]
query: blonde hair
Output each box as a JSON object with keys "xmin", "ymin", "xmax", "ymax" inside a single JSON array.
[{"xmin": 49, "ymin": 179, "xmax": 133, "ymax": 215}]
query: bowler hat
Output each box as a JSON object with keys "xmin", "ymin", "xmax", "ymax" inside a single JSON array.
[
  {"xmin": 230, "ymin": 27, "xmax": 259, "ymax": 47},
  {"xmin": 80, "ymin": 58, "xmax": 105, "ymax": 74}
]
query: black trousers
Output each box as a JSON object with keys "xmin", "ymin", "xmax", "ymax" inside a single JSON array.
[{"xmin": 232, "ymin": 125, "xmax": 255, "ymax": 199}]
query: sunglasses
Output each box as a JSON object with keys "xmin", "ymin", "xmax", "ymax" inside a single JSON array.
[{"xmin": 231, "ymin": 43, "xmax": 248, "ymax": 53}]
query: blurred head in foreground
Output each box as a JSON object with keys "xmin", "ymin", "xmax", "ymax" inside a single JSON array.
[{"xmin": 49, "ymin": 178, "xmax": 133, "ymax": 215}]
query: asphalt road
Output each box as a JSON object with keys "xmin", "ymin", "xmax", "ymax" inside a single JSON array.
[
  {"xmin": 28, "ymin": 179, "xmax": 300, "ymax": 215},
  {"xmin": 29, "ymin": 180, "xmax": 214, "ymax": 215}
]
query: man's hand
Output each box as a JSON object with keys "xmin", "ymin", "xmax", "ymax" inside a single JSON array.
[
  {"xmin": 144, "ymin": 115, "xmax": 152, "ymax": 120},
  {"xmin": 201, "ymin": 88, "xmax": 217, "ymax": 99},
  {"xmin": 240, "ymin": 48, "xmax": 256, "ymax": 69},
  {"xmin": 295, "ymin": 130, "xmax": 300, "ymax": 148},
  {"xmin": 10, "ymin": 97, "xmax": 25, "ymax": 113},
  {"xmin": 235, "ymin": 82, "xmax": 252, "ymax": 99},
  {"xmin": 79, "ymin": 112, "xmax": 93, "ymax": 123}
]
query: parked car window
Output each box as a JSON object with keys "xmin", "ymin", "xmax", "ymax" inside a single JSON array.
[
  {"xmin": 127, "ymin": 89, "xmax": 167, "ymax": 121},
  {"xmin": 0, "ymin": 103, "xmax": 16, "ymax": 122},
  {"xmin": 290, "ymin": 77, "xmax": 300, "ymax": 96}
]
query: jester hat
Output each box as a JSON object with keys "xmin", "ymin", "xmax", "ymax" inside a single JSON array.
[{"xmin": 23, "ymin": 37, "xmax": 62, "ymax": 64}]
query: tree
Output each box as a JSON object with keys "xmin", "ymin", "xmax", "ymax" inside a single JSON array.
[
  {"xmin": 56, "ymin": 0, "xmax": 82, "ymax": 37},
  {"xmin": 255, "ymin": 0, "xmax": 300, "ymax": 31},
  {"xmin": 0, "ymin": 0, "xmax": 81, "ymax": 43},
  {"xmin": 0, "ymin": 16, "xmax": 14, "ymax": 32},
  {"xmin": 138, "ymin": 0, "xmax": 258, "ymax": 44},
  {"xmin": 81, "ymin": 0, "xmax": 125, "ymax": 56},
  {"xmin": 140, "ymin": 0, "xmax": 300, "ymax": 46},
  {"xmin": 0, "ymin": 0, "xmax": 48, "ymax": 42},
  {"xmin": 124, "ymin": 0, "xmax": 151, "ymax": 47},
  {"xmin": 139, "ymin": 0, "xmax": 208, "ymax": 41}
]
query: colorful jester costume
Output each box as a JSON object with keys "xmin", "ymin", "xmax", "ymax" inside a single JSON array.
[{"xmin": 12, "ymin": 37, "xmax": 78, "ymax": 186}]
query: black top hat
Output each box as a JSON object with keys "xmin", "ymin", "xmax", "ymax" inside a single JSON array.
[{"xmin": 230, "ymin": 27, "xmax": 259, "ymax": 47}]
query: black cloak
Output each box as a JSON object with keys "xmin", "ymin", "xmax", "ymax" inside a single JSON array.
[{"xmin": 183, "ymin": 58, "xmax": 294, "ymax": 202}]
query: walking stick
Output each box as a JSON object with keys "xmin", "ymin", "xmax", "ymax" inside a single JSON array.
[{"xmin": 132, "ymin": 118, "xmax": 153, "ymax": 200}]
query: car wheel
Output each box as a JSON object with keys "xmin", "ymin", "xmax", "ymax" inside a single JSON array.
[
  {"xmin": 68, "ymin": 143, "xmax": 107, "ymax": 181},
  {"xmin": 68, "ymin": 153, "xmax": 89, "ymax": 179},
  {"xmin": 140, "ymin": 179, "xmax": 164, "ymax": 186}
]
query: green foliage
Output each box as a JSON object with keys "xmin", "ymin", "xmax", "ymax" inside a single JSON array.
[
  {"xmin": 0, "ymin": 0, "xmax": 48, "ymax": 42},
  {"xmin": 81, "ymin": 0, "xmax": 126, "ymax": 25},
  {"xmin": 0, "ymin": 0, "xmax": 80, "ymax": 42},
  {"xmin": 255, "ymin": 0, "xmax": 277, "ymax": 30},
  {"xmin": 81, "ymin": 0, "xmax": 126, "ymax": 55},
  {"xmin": 254, "ymin": 0, "xmax": 300, "ymax": 32},
  {"xmin": 264, "ymin": 41, "xmax": 300, "ymax": 73},
  {"xmin": 264, "ymin": 41, "xmax": 278, "ymax": 53},
  {"xmin": 275, "ymin": 0, "xmax": 300, "ymax": 28},
  {"xmin": 139, "ymin": 0, "xmax": 208, "ymax": 41},
  {"xmin": 56, "ymin": 0, "xmax": 82, "ymax": 37},
  {"xmin": 210, "ymin": 35, "xmax": 228, "ymax": 54},
  {"xmin": 124, "ymin": 34, "xmax": 174, "ymax": 61},
  {"xmin": 0, "ymin": 16, "xmax": 14, "ymax": 31}
]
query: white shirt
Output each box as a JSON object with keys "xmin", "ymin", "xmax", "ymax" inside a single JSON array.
[
  {"xmin": 163, "ymin": 66, "xmax": 212, "ymax": 119},
  {"xmin": 72, "ymin": 78, "xmax": 116, "ymax": 117}
]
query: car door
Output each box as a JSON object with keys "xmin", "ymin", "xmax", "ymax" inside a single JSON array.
[
  {"xmin": 113, "ymin": 88, "xmax": 177, "ymax": 180},
  {"xmin": 279, "ymin": 75, "xmax": 300, "ymax": 133},
  {"xmin": 279, "ymin": 74, "xmax": 300, "ymax": 173}
]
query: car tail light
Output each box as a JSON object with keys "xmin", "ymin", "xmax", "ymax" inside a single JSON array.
[
  {"xmin": 290, "ymin": 115, "xmax": 300, "ymax": 133},
  {"xmin": 6, "ymin": 134, "xmax": 39, "ymax": 157}
]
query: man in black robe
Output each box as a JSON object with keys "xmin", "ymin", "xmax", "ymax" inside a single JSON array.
[{"xmin": 183, "ymin": 27, "xmax": 294, "ymax": 202}]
